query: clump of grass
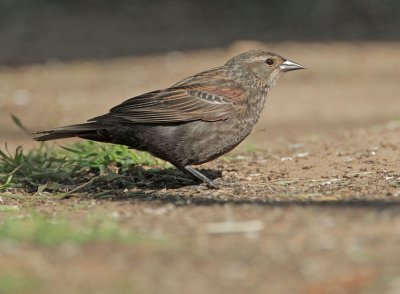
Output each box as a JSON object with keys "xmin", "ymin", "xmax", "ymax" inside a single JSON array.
[
  {"xmin": 59, "ymin": 140, "xmax": 163, "ymax": 172},
  {"xmin": 0, "ymin": 141, "xmax": 163, "ymax": 193},
  {"xmin": 0, "ymin": 212, "xmax": 142, "ymax": 246}
]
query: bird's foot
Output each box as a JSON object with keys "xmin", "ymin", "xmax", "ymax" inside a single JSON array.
[{"xmin": 180, "ymin": 166, "xmax": 220, "ymax": 189}]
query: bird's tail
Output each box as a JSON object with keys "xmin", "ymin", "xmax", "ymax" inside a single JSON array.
[{"xmin": 33, "ymin": 122, "xmax": 103, "ymax": 141}]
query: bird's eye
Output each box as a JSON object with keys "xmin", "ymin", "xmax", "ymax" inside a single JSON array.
[{"xmin": 266, "ymin": 58, "xmax": 274, "ymax": 65}]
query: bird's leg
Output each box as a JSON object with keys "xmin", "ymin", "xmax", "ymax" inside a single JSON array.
[{"xmin": 180, "ymin": 166, "xmax": 218, "ymax": 189}]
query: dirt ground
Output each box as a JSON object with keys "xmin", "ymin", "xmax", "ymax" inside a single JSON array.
[{"xmin": 1, "ymin": 42, "xmax": 400, "ymax": 293}]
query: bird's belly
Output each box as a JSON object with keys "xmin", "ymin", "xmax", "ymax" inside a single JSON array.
[
  {"xmin": 122, "ymin": 116, "xmax": 257, "ymax": 167},
  {"xmin": 189, "ymin": 118, "xmax": 256, "ymax": 164}
]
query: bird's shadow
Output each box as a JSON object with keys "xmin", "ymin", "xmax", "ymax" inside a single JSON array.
[
  {"xmin": 93, "ymin": 167, "xmax": 400, "ymax": 209},
  {"xmin": 125, "ymin": 166, "xmax": 222, "ymax": 189}
]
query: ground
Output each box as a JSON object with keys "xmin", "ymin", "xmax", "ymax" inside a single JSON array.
[{"xmin": 0, "ymin": 42, "xmax": 400, "ymax": 294}]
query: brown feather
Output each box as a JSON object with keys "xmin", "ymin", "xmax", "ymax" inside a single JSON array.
[{"xmin": 89, "ymin": 74, "xmax": 246, "ymax": 124}]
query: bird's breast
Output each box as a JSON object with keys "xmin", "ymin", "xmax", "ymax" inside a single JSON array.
[
  {"xmin": 223, "ymin": 92, "xmax": 268, "ymax": 143},
  {"xmin": 244, "ymin": 92, "xmax": 268, "ymax": 126}
]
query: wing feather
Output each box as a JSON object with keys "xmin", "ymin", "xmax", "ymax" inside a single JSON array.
[{"xmin": 90, "ymin": 72, "xmax": 246, "ymax": 124}]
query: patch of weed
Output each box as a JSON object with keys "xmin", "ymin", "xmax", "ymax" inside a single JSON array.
[
  {"xmin": 0, "ymin": 141, "xmax": 163, "ymax": 194},
  {"xmin": 59, "ymin": 140, "xmax": 162, "ymax": 172}
]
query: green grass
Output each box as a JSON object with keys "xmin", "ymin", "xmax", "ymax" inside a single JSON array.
[
  {"xmin": 0, "ymin": 212, "xmax": 144, "ymax": 246},
  {"xmin": 0, "ymin": 274, "xmax": 41, "ymax": 294},
  {"xmin": 0, "ymin": 206, "xmax": 19, "ymax": 212},
  {"xmin": 0, "ymin": 141, "xmax": 163, "ymax": 194},
  {"xmin": 245, "ymin": 143, "xmax": 258, "ymax": 153}
]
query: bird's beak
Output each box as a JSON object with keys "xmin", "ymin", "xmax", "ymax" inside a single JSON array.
[{"xmin": 280, "ymin": 59, "xmax": 306, "ymax": 72}]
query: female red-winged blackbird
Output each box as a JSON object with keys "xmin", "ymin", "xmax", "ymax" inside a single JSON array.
[{"xmin": 34, "ymin": 50, "xmax": 305, "ymax": 188}]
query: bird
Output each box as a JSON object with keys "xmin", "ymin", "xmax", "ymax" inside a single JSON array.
[{"xmin": 34, "ymin": 50, "xmax": 305, "ymax": 188}]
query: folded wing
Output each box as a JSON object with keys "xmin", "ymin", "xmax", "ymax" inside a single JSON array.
[{"xmin": 90, "ymin": 76, "xmax": 246, "ymax": 124}]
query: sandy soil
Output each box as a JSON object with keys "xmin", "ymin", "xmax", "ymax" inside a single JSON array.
[{"xmin": 1, "ymin": 42, "xmax": 400, "ymax": 293}]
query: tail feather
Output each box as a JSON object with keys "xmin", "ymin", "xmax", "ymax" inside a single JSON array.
[{"xmin": 33, "ymin": 123, "xmax": 102, "ymax": 141}]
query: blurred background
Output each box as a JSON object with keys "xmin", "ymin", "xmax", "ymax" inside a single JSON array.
[
  {"xmin": 0, "ymin": 0, "xmax": 399, "ymax": 148},
  {"xmin": 0, "ymin": 0, "xmax": 399, "ymax": 64}
]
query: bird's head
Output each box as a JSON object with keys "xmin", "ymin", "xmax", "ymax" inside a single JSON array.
[{"xmin": 225, "ymin": 50, "xmax": 305, "ymax": 88}]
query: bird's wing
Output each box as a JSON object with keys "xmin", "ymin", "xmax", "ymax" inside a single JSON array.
[{"xmin": 90, "ymin": 78, "xmax": 246, "ymax": 124}]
